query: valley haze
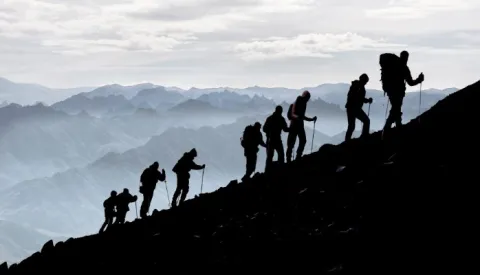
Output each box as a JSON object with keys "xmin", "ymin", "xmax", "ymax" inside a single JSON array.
[{"xmin": 0, "ymin": 76, "xmax": 456, "ymax": 264}]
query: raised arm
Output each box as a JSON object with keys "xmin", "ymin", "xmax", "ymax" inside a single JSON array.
[
  {"xmin": 405, "ymin": 66, "xmax": 423, "ymax": 86},
  {"xmin": 282, "ymin": 118, "xmax": 290, "ymax": 132},
  {"xmin": 190, "ymin": 160, "xmax": 204, "ymax": 170},
  {"xmin": 158, "ymin": 169, "xmax": 166, "ymax": 182}
]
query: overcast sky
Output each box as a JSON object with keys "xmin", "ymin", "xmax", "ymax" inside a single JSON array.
[{"xmin": 0, "ymin": 0, "xmax": 479, "ymax": 90}]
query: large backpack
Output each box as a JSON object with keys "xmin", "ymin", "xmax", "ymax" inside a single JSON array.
[
  {"xmin": 172, "ymin": 157, "xmax": 185, "ymax": 174},
  {"xmin": 379, "ymin": 53, "xmax": 402, "ymax": 93},
  {"xmin": 241, "ymin": 125, "xmax": 255, "ymax": 148},
  {"xmin": 287, "ymin": 104, "xmax": 294, "ymax": 120},
  {"xmin": 140, "ymin": 168, "xmax": 149, "ymax": 183}
]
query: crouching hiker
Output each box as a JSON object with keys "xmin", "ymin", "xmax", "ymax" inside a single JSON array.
[
  {"xmin": 99, "ymin": 190, "xmax": 117, "ymax": 233},
  {"xmin": 139, "ymin": 161, "xmax": 166, "ymax": 218},
  {"xmin": 114, "ymin": 188, "xmax": 137, "ymax": 225},
  {"xmin": 171, "ymin": 148, "xmax": 205, "ymax": 207}
]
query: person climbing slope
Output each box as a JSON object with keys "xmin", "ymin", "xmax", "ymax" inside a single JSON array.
[
  {"xmin": 114, "ymin": 188, "xmax": 137, "ymax": 225},
  {"xmin": 171, "ymin": 148, "xmax": 205, "ymax": 208},
  {"xmin": 345, "ymin": 73, "xmax": 373, "ymax": 141},
  {"xmin": 286, "ymin": 91, "xmax": 317, "ymax": 162},
  {"xmin": 240, "ymin": 122, "xmax": 266, "ymax": 181},
  {"xmin": 139, "ymin": 161, "xmax": 166, "ymax": 218},
  {"xmin": 99, "ymin": 190, "xmax": 117, "ymax": 233},
  {"xmin": 263, "ymin": 105, "xmax": 289, "ymax": 172},
  {"xmin": 380, "ymin": 50, "xmax": 424, "ymax": 130}
]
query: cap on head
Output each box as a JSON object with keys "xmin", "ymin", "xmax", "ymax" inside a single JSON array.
[
  {"xmin": 400, "ymin": 50, "xmax": 409, "ymax": 62},
  {"xmin": 254, "ymin": 122, "xmax": 261, "ymax": 129},
  {"xmin": 111, "ymin": 190, "xmax": 117, "ymax": 196},
  {"xmin": 123, "ymin": 188, "xmax": 129, "ymax": 193},
  {"xmin": 275, "ymin": 105, "xmax": 283, "ymax": 114},
  {"xmin": 189, "ymin": 148, "xmax": 197, "ymax": 157},
  {"xmin": 302, "ymin": 90, "xmax": 311, "ymax": 99},
  {"xmin": 359, "ymin": 73, "xmax": 369, "ymax": 83}
]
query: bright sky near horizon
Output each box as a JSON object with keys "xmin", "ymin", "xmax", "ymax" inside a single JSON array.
[{"xmin": 0, "ymin": 0, "xmax": 479, "ymax": 90}]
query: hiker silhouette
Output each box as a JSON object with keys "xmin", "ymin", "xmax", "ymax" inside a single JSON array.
[
  {"xmin": 380, "ymin": 50, "xmax": 424, "ymax": 130},
  {"xmin": 99, "ymin": 190, "xmax": 117, "ymax": 233},
  {"xmin": 113, "ymin": 188, "xmax": 137, "ymax": 225},
  {"xmin": 171, "ymin": 148, "xmax": 205, "ymax": 207},
  {"xmin": 263, "ymin": 105, "xmax": 290, "ymax": 172},
  {"xmin": 139, "ymin": 162, "xmax": 166, "ymax": 218},
  {"xmin": 241, "ymin": 122, "xmax": 266, "ymax": 181},
  {"xmin": 286, "ymin": 91, "xmax": 317, "ymax": 162},
  {"xmin": 345, "ymin": 73, "xmax": 373, "ymax": 141}
]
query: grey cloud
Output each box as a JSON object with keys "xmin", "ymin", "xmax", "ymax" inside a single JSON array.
[{"xmin": 126, "ymin": 0, "xmax": 259, "ymax": 21}]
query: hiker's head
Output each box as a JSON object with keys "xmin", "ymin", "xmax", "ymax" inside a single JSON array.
[
  {"xmin": 123, "ymin": 188, "xmax": 129, "ymax": 194},
  {"xmin": 274, "ymin": 105, "xmax": 283, "ymax": 115},
  {"xmin": 254, "ymin": 122, "xmax": 261, "ymax": 130},
  {"xmin": 110, "ymin": 190, "xmax": 117, "ymax": 197},
  {"xmin": 152, "ymin": 161, "xmax": 159, "ymax": 170},
  {"xmin": 359, "ymin": 73, "xmax": 369, "ymax": 85},
  {"xmin": 189, "ymin": 148, "xmax": 197, "ymax": 158},
  {"xmin": 302, "ymin": 90, "xmax": 311, "ymax": 101},
  {"xmin": 400, "ymin": 51, "xmax": 409, "ymax": 63}
]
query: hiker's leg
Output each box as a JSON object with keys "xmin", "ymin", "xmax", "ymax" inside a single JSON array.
[
  {"xmin": 345, "ymin": 108, "xmax": 356, "ymax": 141},
  {"xmin": 115, "ymin": 212, "xmax": 126, "ymax": 224},
  {"xmin": 384, "ymin": 96, "xmax": 396, "ymax": 130},
  {"xmin": 296, "ymin": 125, "xmax": 307, "ymax": 159},
  {"xmin": 141, "ymin": 191, "xmax": 153, "ymax": 217},
  {"xmin": 179, "ymin": 185, "xmax": 189, "ymax": 205},
  {"xmin": 139, "ymin": 192, "xmax": 148, "ymax": 218},
  {"xmin": 106, "ymin": 216, "xmax": 113, "ymax": 230},
  {"xmin": 356, "ymin": 109, "xmax": 370, "ymax": 137},
  {"xmin": 276, "ymin": 140, "xmax": 285, "ymax": 163},
  {"xmin": 265, "ymin": 142, "xmax": 275, "ymax": 172},
  {"xmin": 99, "ymin": 218, "xmax": 108, "ymax": 233},
  {"xmin": 286, "ymin": 125, "xmax": 298, "ymax": 162},
  {"xmin": 172, "ymin": 175, "xmax": 183, "ymax": 207},
  {"xmin": 244, "ymin": 151, "xmax": 256, "ymax": 179},
  {"xmin": 394, "ymin": 96, "xmax": 404, "ymax": 127}
]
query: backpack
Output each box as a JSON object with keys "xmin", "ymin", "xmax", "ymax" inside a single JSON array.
[
  {"xmin": 172, "ymin": 158, "xmax": 182, "ymax": 173},
  {"xmin": 140, "ymin": 168, "xmax": 149, "ymax": 183},
  {"xmin": 241, "ymin": 125, "xmax": 255, "ymax": 148},
  {"xmin": 379, "ymin": 53, "xmax": 402, "ymax": 94},
  {"xmin": 287, "ymin": 104, "xmax": 294, "ymax": 120},
  {"xmin": 263, "ymin": 116, "xmax": 271, "ymax": 135}
]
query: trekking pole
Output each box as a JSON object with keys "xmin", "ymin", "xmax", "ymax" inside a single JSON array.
[
  {"xmin": 418, "ymin": 82, "xmax": 423, "ymax": 116},
  {"xmin": 384, "ymin": 100, "xmax": 389, "ymax": 122},
  {"xmin": 310, "ymin": 120, "xmax": 316, "ymax": 153},
  {"xmin": 200, "ymin": 167, "xmax": 205, "ymax": 194},
  {"xmin": 134, "ymin": 201, "xmax": 138, "ymax": 219},
  {"xmin": 164, "ymin": 180, "xmax": 171, "ymax": 207},
  {"xmin": 368, "ymin": 103, "xmax": 371, "ymax": 117}
]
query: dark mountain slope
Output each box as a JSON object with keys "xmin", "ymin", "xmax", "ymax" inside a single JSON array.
[{"xmin": 2, "ymin": 80, "xmax": 478, "ymax": 274}]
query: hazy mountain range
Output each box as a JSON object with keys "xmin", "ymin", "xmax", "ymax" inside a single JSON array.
[{"xmin": 0, "ymin": 76, "xmax": 458, "ymax": 264}]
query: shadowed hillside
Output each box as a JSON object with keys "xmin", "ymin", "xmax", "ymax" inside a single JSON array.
[{"xmin": 1, "ymin": 80, "xmax": 477, "ymax": 274}]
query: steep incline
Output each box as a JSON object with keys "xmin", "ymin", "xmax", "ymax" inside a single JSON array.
[{"xmin": 1, "ymin": 80, "xmax": 478, "ymax": 274}]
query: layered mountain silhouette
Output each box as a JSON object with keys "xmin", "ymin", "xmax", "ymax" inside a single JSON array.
[
  {"xmin": 0, "ymin": 115, "xmax": 331, "ymax": 237},
  {"xmin": 2, "ymin": 78, "xmax": 476, "ymax": 273},
  {"xmin": 83, "ymin": 83, "xmax": 157, "ymax": 99},
  {"xmin": 0, "ymin": 77, "xmax": 94, "ymax": 105},
  {"xmin": 131, "ymin": 87, "xmax": 185, "ymax": 112},
  {"xmin": 51, "ymin": 94, "xmax": 135, "ymax": 116}
]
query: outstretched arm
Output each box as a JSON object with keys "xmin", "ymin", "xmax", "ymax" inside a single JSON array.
[
  {"xmin": 405, "ymin": 66, "xmax": 422, "ymax": 86},
  {"xmin": 158, "ymin": 169, "xmax": 166, "ymax": 182},
  {"xmin": 259, "ymin": 134, "xmax": 266, "ymax": 147},
  {"xmin": 191, "ymin": 161, "xmax": 204, "ymax": 170},
  {"xmin": 282, "ymin": 118, "xmax": 290, "ymax": 132}
]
